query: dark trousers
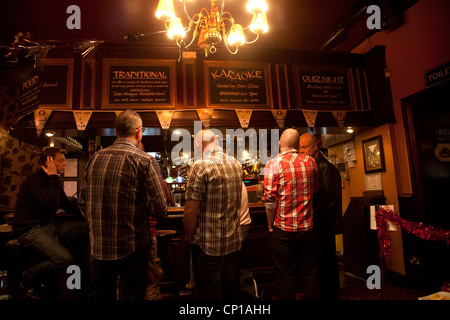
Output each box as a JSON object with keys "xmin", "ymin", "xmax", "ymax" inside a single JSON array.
[
  {"xmin": 19, "ymin": 219, "xmax": 89, "ymax": 285},
  {"xmin": 269, "ymin": 226, "xmax": 320, "ymax": 300},
  {"xmin": 88, "ymin": 244, "xmax": 150, "ymax": 300},
  {"xmin": 191, "ymin": 244, "xmax": 242, "ymax": 300},
  {"xmin": 316, "ymin": 231, "xmax": 340, "ymax": 299}
]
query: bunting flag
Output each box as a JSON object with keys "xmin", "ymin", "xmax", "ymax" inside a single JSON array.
[
  {"xmin": 34, "ymin": 109, "xmax": 52, "ymax": 137},
  {"xmin": 114, "ymin": 111, "xmax": 122, "ymax": 117},
  {"xmin": 271, "ymin": 110, "xmax": 287, "ymax": 128},
  {"xmin": 73, "ymin": 111, "xmax": 92, "ymax": 131},
  {"xmin": 332, "ymin": 111, "xmax": 346, "ymax": 128},
  {"xmin": 302, "ymin": 110, "xmax": 318, "ymax": 128},
  {"xmin": 155, "ymin": 110, "xmax": 174, "ymax": 130},
  {"xmin": 235, "ymin": 109, "xmax": 252, "ymax": 128},
  {"xmin": 196, "ymin": 109, "xmax": 214, "ymax": 128}
]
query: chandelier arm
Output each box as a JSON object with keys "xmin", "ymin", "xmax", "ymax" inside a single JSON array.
[
  {"xmin": 184, "ymin": 23, "xmax": 200, "ymax": 49},
  {"xmin": 220, "ymin": 11, "xmax": 234, "ymax": 22},
  {"xmin": 243, "ymin": 31, "xmax": 260, "ymax": 45},
  {"xmin": 182, "ymin": 0, "xmax": 195, "ymax": 23},
  {"xmin": 220, "ymin": 0, "xmax": 225, "ymax": 17}
]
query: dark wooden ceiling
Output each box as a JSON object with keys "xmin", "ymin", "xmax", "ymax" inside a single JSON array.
[{"xmin": 0, "ymin": 0, "xmax": 415, "ymax": 53}]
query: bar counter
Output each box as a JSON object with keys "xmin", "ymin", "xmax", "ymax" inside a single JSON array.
[{"xmin": 165, "ymin": 202, "xmax": 266, "ymax": 217}]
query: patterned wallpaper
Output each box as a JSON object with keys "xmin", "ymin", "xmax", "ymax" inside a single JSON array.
[{"xmin": 0, "ymin": 87, "xmax": 40, "ymax": 211}]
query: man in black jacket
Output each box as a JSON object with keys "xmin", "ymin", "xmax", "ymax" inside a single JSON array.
[
  {"xmin": 13, "ymin": 147, "xmax": 88, "ymax": 299},
  {"xmin": 300, "ymin": 133, "xmax": 342, "ymax": 300}
]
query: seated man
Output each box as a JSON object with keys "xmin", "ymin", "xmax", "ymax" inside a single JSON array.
[{"xmin": 12, "ymin": 147, "xmax": 88, "ymax": 299}]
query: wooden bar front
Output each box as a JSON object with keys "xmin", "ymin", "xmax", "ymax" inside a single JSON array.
[{"xmin": 156, "ymin": 203, "xmax": 273, "ymax": 292}]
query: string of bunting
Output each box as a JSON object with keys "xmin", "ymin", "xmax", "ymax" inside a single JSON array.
[
  {"xmin": 375, "ymin": 207, "xmax": 450, "ymax": 259},
  {"xmin": 29, "ymin": 108, "xmax": 350, "ymax": 133}
]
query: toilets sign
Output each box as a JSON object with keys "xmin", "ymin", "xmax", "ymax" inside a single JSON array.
[{"xmin": 425, "ymin": 61, "xmax": 450, "ymax": 88}]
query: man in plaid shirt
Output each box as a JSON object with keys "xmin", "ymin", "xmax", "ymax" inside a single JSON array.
[
  {"xmin": 183, "ymin": 129, "xmax": 243, "ymax": 300},
  {"xmin": 79, "ymin": 110, "xmax": 167, "ymax": 300},
  {"xmin": 262, "ymin": 128, "xmax": 320, "ymax": 300}
]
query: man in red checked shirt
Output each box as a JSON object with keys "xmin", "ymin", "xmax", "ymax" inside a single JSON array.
[{"xmin": 262, "ymin": 128, "xmax": 320, "ymax": 300}]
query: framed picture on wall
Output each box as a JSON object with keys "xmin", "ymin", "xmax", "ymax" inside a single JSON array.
[
  {"xmin": 40, "ymin": 59, "xmax": 74, "ymax": 109},
  {"xmin": 362, "ymin": 135, "xmax": 386, "ymax": 173}
]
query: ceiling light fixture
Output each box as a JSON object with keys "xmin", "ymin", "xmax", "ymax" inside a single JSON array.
[
  {"xmin": 346, "ymin": 127, "xmax": 354, "ymax": 133},
  {"xmin": 156, "ymin": 0, "xmax": 269, "ymax": 57}
]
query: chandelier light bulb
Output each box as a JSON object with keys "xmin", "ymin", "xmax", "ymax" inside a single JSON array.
[
  {"xmin": 250, "ymin": 12, "xmax": 269, "ymax": 34},
  {"xmin": 168, "ymin": 17, "xmax": 185, "ymax": 40},
  {"xmin": 228, "ymin": 24, "xmax": 245, "ymax": 46},
  {"xmin": 156, "ymin": 0, "xmax": 176, "ymax": 21},
  {"xmin": 246, "ymin": 0, "xmax": 268, "ymax": 15}
]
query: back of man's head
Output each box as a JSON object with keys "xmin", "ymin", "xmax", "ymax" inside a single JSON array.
[
  {"xmin": 115, "ymin": 110, "xmax": 142, "ymax": 138},
  {"xmin": 279, "ymin": 128, "xmax": 300, "ymax": 151}
]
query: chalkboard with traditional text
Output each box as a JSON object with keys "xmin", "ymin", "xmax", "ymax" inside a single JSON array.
[{"xmin": 102, "ymin": 59, "xmax": 176, "ymax": 109}]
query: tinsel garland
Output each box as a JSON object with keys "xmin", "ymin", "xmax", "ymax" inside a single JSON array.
[{"xmin": 375, "ymin": 208, "xmax": 450, "ymax": 259}]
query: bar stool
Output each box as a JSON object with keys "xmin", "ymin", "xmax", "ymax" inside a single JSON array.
[
  {"xmin": 4, "ymin": 239, "xmax": 63, "ymax": 299},
  {"xmin": 155, "ymin": 229, "xmax": 182, "ymax": 298},
  {"xmin": 5, "ymin": 239, "xmax": 22, "ymax": 299}
]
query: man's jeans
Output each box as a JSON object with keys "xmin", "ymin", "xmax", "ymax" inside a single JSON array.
[{"xmin": 18, "ymin": 219, "xmax": 89, "ymax": 284}]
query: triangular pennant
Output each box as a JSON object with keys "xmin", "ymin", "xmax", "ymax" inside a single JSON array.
[
  {"xmin": 235, "ymin": 109, "xmax": 252, "ymax": 128},
  {"xmin": 302, "ymin": 110, "xmax": 318, "ymax": 128},
  {"xmin": 196, "ymin": 109, "xmax": 214, "ymax": 128},
  {"xmin": 114, "ymin": 111, "xmax": 122, "ymax": 117},
  {"xmin": 73, "ymin": 111, "xmax": 92, "ymax": 131},
  {"xmin": 155, "ymin": 110, "xmax": 174, "ymax": 130},
  {"xmin": 271, "ymin": 110, "xmax": 287, "ymax": 128},
  {"xmin": 34, "ymin": 109, "xmax": 52, "ymax": 137},
  {"xmin": 332, "ymin": 111, "xmax": 346, "ymax": 128}
]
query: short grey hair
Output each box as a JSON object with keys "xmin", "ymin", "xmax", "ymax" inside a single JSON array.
[{"xmin": 115, "ymin": 109, "xmax": 142, "ymax": 138}]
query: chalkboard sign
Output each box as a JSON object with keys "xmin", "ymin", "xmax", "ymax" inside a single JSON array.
[
  {"xmin": 295, "ymin": 66, "xmax": 356, "ymax": 110},
  {"xmin": 19, "ymin": 67, "xmax": 41, "ymax": 117},
  {"xmin": 39, "ymin": 59, "xmax": 73, "ymax": 109},
  {"xmin": 205, "ymin": 61, "xmax": 272, "ymax": 108},
  {"xmin": 102, "ymin": 59, "xmax": 176, "ymax": 109}
]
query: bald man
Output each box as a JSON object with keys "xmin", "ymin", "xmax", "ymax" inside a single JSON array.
[
  {"xmin": 262, "ymin": 128, "xmax": 320, "ymax": 300},
  {"xmin": 300, "ymin": 133, "xmax": 342, "ymax": 300},
  {"xmin": 184, "ymin": 129, "xmax": 244, "ymax": 300}
]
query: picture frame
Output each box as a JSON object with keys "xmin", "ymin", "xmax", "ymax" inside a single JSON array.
[
  {"xmin": 293, "ymin": 64, "xmax": 357, "ymax": 110},
  {"xmin": 39, "ymin": 59, "xmax": 74, "ymax": 109},
  {"xmin": 204, "ymin": 61, "xmax": 273, "ymax": 109},
  {"xmin": 102, "ymin": 59, "xmax": 176, "ymax": 109},
  {"xmin": 362, "ymin": 135, "xmax": 386, "ymax": 173}
]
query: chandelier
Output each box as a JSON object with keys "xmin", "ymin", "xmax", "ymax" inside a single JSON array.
[{"xmin": 156, "ymin": 0, "xmax": 269, "ymax": 57}]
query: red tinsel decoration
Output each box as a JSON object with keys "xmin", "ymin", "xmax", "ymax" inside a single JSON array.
[{"xmin": 375, "ymin": 208, "xmax": 450, "ymax": 259}]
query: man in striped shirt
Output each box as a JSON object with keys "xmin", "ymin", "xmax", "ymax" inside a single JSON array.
[
  {"xmin": 262, "ymin": 128, "xmax": 320, "ymax": 300},
  {"xmin": 183, "ymin": 129, "xmax": 243, "ymax": 300},
  {"xmin": 78, "ymin": 110, "xmax": 167, "ymax": 300}
]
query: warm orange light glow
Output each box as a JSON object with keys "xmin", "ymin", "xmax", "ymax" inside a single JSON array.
[
  {"xmin": 156, "ymin": 0, "xmax": 175, "ymax": 21},
  {"xmin": 168, "ymin": 17, "xmax": 185, "ymax": 40},
  {"xmin": 246, "ymin": 0, "xmax": 268, "ymax": 15},
  {"xmin": 156, "ymin": 0, "xmax": 269, "ymax": 56},
  {"xmin": 250, "ymin": 12, "xmax": 268, "ymax": 34},
  {"xmin": 228, "ymin": 24, "xmax": 245, "ymax": 46}
]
